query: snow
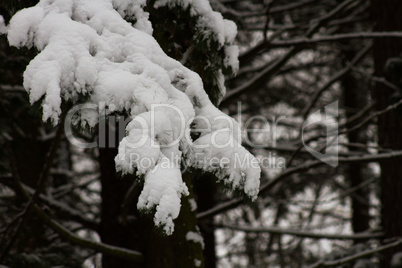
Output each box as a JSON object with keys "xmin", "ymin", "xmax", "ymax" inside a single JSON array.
[
  {"xmin": 153, "ymin": 0, "xmax": 239, "ymax": 100},
  {"xmin": 6, "ymin": 0, "xmax": 261, "ymax": 234},
  {"xmin": 189, "ymin": 198, "xmax": 197, "ymax": 212},
  {"xmin": 112, "ymin": 0, "xmax": 153, "ymax": 35},
  {"xmin": 186, "ymin": 231, "xmax": 205, "ymax": 249},
  {"xmin": 194, "ymin": 259, "xmax": 201, "ymax": 267},
  {"xmin": 391, "ymin": 252, "xmax": 402, "ymax": 266},
  {"xmin": 0, "ymin": 15, "xmax": 7, "ymax": 34},
  {"xmin": 224, "ymin": 45, "xmax": 240, "ymax": 73},
  {"xmin": 137, "ymin": 158, "xmax": 189, "ymax": 235}
]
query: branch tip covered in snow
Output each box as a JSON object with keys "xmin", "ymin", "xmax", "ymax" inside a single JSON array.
[{"xmin": 6, "ymin": 0, "xmax": 261, "ymax": 235}]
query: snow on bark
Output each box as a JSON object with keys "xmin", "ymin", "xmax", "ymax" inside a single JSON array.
[
  {"xmin": 0, "ymin": 15, "xmax": 6, "ymax": 34},
  {"xmin": 6, "ymin": 0, "xmax": 260, "ymax": 234},
  {"xmin": 186, "ymin": 231, "xmax": 205, "ymax": 249}
]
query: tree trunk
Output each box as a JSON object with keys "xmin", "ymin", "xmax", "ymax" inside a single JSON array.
[
  {"xmin": 194, "ymin": 174, "xmax": 218, "ymax": 268},
  {"xmin": 99, "ymin": 121, "xmax": 204, "ymax": 267},
  {"xmin": 371, "ymin": 1, "xmax": 402, "ymax": 265},
  {"xmin": 341, "ymin": 47, "xmax": 370, "ymax": 236}
]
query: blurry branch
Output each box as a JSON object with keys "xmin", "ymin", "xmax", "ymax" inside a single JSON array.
[
  {"xmin": 268, "ymin": 31, "xmax": 402, "ymax": 48},
  {"xmin": 273, "ymin": 176, "xmax": 377, "ymax": 206},
  {"xmin": 0, "ymin": 198, "xmax": 29, "ymax": 262},
  {"xmin": 230, "ymin": 59, "xmax": 329, "ymax": 85},
  {"xmin": 197, "ymin": 196, "xmax": 242, "ymax": 220},
  {"xmin": 32, "ymin": 113, "xmax": 66, "ymax": 202},
  {"xmin": 243, "ymin": 14, "xmax": 367, "ymax": 32},
  {"xmin": 340, "ymin": 98, "xmax": 402, "ymax": 136},
  {"xmin": 309, "ymin": 238, "xmax": 402, "ymax": 267},
  {"xmin": 262, "ymin": 1, "xmax": 272, "ymax": 43},
  {"xmin": 332, "ymin": 179, "xmax": 371, "ymax": 207},
  {"xmin": 215, "ymin": 0, "xmax": 318, "ymax": 18},
  {"xmin": 247, "ymin": 0, "xmax": 318, "ymax": 17},
  {"xmin": 370, "ymin": 76, "xmax": 401, "ymax": 92},
  {"xmin": 0, "ymin": 117, "xmax": 65, "ymax": 262},
  {"xmin": 218, "ymin": 223, "xmax": 383, "ymax": 240},
  {"xmin": 221, "ymin": 47, "xmax": 298, "ymax": 107},
  {"xmin": 3, "ymin": 112, "xmax": 142, "ymax": 262},
  {"xmin": 261, "ymin": 150, "xmax": 402, "ymax": 195},
  {"xmin": 343, "ymin": 102, "xmax": 376, "ymax": 128},
  {"xmin": 222, "ymin": 0, "xmax": 357, "ymax": 107},
  {"xmin": 24, "ymin": 184, "xmax": 100, "ymax": 230},
  {"xmin": 51, "ymin": 175, "xmax": 99, "ymax": 199},
  {"xmin": 245, "ymin": 144, "xmax": 362, "ymax": 157},
  {"xmin": 301, "ymin": 45, "xmax": 371, "ymax": 119},
  {"xmin": 0, "ymin": 176, "xmax": 99, "ymax": 230},
  {"xmin": 197, "ymin": 150, "xmax": 402, "ymax": 220},
  {"xmin": 287, "ymin": 98, "xmax": 401, "ymax": 166},
  {"xmin": 11, "ymin": 164, "xmax": 144, "ymax": 263},
  {"xmin": 238, "ymin": 0, "xmax": 356, "ymax": 63}
]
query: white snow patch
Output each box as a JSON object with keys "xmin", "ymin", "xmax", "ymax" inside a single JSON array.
[
  {"xmin": 224, "ymin": 45, "xmax": 239, "ymax": 73},
  {"xmin": 186, "ymin": 231, "xmax": 205, "ymax": 249},
  {"xmin": 189, "ymin": 198, "xmax": 197, "ymax": 212},
  {"xmin": 137, "ymin": 158, "xmax": 189, "ymax": 235},
  {"xmin": 194, "ymin": 259, "xmax": 201, "ymax": 267},
  {"xmin": 0, "ymin": 15, "xmax": 7, "ymax": 34}
]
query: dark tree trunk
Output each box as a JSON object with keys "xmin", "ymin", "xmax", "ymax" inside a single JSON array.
[
  {"xmin": 98, "ymin": 145, "xmax": 138, "ymax": 267},
  {"xmin": 194, "ymin": 174, "xmax": 218, "ymax": 268},
  {"xmin": 371, "ymin": 1, "xmax": 402, "ymax": 266},
  {"xmin": 341, "ymin": 47, "xmax": 371, "ymax": 236},
  {"xmin": 98, "ymin": 122, "xmax": 204, "ymax": 267}
]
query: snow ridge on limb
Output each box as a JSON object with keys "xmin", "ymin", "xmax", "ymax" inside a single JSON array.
[{"xmin": 6, "ymin": 0, "xmax": 260, "ymax": 234}]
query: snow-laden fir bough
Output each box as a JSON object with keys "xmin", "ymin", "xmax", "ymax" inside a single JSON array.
[{"xmin": 5, "ymin": 0, "xmax": 261, "ymax": 235}]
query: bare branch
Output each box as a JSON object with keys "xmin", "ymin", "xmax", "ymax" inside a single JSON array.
[
  {"xmin": 301, "ymin": 45, "xmax": 371, "ymax": 119},
  {"xmin": 309, "ymin": 239, "xmax": 402, "ymax": 267},
  {"xmin": 12, "ymin": 168, "xmax": 144, "ymax": 263},
  {"xmin": 218, "ymin": 223, "xmax": 383, "ymax": 240},
  {"xmin": 198, "ymin": 150, "xmax": 402, "ymax": 220},
  {"xmin": 269, "ymin": 31, "xmax": 402, "ymax": 48}
]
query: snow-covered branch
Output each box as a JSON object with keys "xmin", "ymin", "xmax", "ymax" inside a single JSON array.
[{"xmin": 6, "ymin": 0, "xmax": 260, "ymax": 235}]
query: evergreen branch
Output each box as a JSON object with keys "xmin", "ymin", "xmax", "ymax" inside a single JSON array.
[{"xmin": 218, "ymin": 223, "xmax": 383, "ymax": 240}]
